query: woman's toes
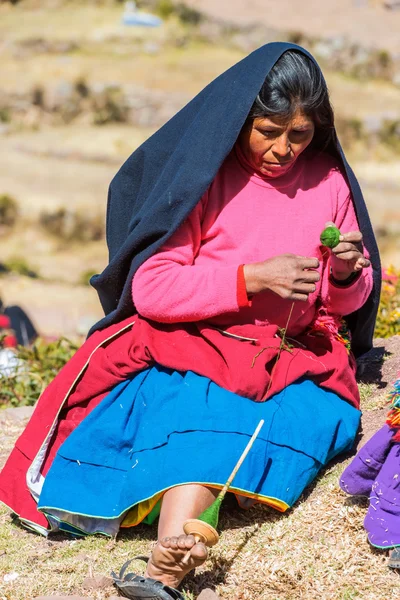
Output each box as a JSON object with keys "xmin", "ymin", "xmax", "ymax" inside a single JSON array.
[
  {"xmin": 184, "ymin": 534, "xmax": 196, "ymax": 549},
  {"xmin": 190, "ymin": 541, "xmax": 208, "ymax": 563},
  {"xmin": 177, "ymin": 534, "xmax": 188, "ymax": 550},
  {"xmin": 146, "ymin": 534, "xmax": 209, "ymax": 588},
  {"xmin": 169, "ymin": 536, "xmax": 179, "ymax": 550}
]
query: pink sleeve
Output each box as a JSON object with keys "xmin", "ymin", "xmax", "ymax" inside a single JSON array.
[
  {"xmin": 131, "ymin": 194, "xmax": 240, "ymax": 323},
  {"xmin": 321, "ymin": 171, "xmax": 373, "ymax": 316}
]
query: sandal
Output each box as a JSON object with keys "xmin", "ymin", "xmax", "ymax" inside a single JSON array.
[
  {"xmin": 388, "ymin": 547, "xmax": 400, "ymax": 570},
  {"xmin": 111, "ymin": 556, "xmax": 184, "ymax": 599}
]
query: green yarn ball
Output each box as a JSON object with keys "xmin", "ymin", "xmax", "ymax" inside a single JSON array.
[
  {"xmin": 320, "ymin": 226, "xmax": 341, "ymax": 249},
  {"xmin": 197, "ymin": 495, "xmax": 223, "ymax": 530}
]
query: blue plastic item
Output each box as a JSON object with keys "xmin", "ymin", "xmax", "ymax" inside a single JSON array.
[{"xmin": 122, "ymin": 12, "xmax": 162, "ymax": 27}]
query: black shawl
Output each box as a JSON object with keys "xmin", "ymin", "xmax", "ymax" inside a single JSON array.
[{"xmin": 89, "ymin": 42, "xmax": 381, "ymax": 357}]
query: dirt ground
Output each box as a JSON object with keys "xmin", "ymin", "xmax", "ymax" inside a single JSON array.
[{"xmin": 187, "ymin": 0, "xmax": 400, "ymax": 53}]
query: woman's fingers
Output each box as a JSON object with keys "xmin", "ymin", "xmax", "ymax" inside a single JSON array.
[
  {"xmin": 294, "ymin": 282, "xmax": 317, "ymax": 295},
  {"xmin": 302, "ymin": 269, "xmax": 320, "ymax": 283},
  {"xmin": 354, "ymin": 256, "xmax": 371, "ymax": 270},
  {"xmin": 333, "ymin": 249, "xmax": 371, "ymax": 264},
  {"xmin": 298, "ymin": 256, "xmax": 320, "ymax": 270},
  {"xmin": 329, "ymin": 228, "xmax": 371, "ymax": 273},
  {"xmin": 332, "ymin": 239, "xmax": 369, "ymax": 265},
  {"xmin": 339, "ymin": 230, "xmax": 363, "ymax": 244},
  {"xmin": 332, "ymin": 242, "xmax": 359, "ymax": 255},
  {"xmin": 333, "ymin": 250, "xmax": 362, "ymax": 261},
  {"xmin": 291, "ymin": 292, "xmax": 309, "ymax": 302}
]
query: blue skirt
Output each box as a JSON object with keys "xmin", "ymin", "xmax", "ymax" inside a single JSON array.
[{"xmin": 38, "ymin": 366, "xmax": 360, "ymax": 536}]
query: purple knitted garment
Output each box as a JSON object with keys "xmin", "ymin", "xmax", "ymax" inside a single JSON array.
[{"xmin": 340, "ymin": 424, "xmax": 400, "ymax": 548}]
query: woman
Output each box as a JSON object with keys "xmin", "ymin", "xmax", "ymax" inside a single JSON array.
[{"xmin": 0, "ymin": 43, "xmax": 381, "ymax": 599}]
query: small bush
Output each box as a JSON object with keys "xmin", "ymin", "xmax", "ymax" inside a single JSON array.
[
  {"xmin": 379, "ymin": 119, "xmax": 400, "ymax": 151},
  {"xmin": 155, "ymin": 0, "xmax": 174, "ymax": 19},
  {"xmin": 376, "ymin": 49, "xmax": 392, "ymax": 72},
  {"xmin": 0, "ymin": 107, "xmax": 11, "ymax": 123},
  {"xmin": 0, "ymin": 194, "xmax": 18, "ymax": 227},
  {"xmin": 287, "ymin": 31, "xmax": 304, "ymax": 45},
  {"xmin": 374, "ymin": 266, "xmax": 400, "ymax": 338},
  {"xmin": 0, "ymin": 338, "xmax": 78, "ymax": 408},
  {"xmin": 152, "ymin": 0, "xmax": 202, "ymax": 24},
  {"xmin": 3, "ymin": 256, "xmax": 39, "ymax": 278},
  {"xmin": 175, "ymin": 3, "xmax": 203, "ymax": 25},
  {"xmin": 75, "ymin": 77, "xmax": 90, "ymax": 99},
  {"xmin": 92, "ymin": 86, "xmax": 129, "ymax": 126},
  {"xmin": 32, "ymin": 86, "xmax": 45, "ymax": 107},
  {"xmin": 335, "ymin": 117, "xmax": 365, "ymax": 149},
  {"xmin": 79, "ymin": 269, "xmax": 98, "ymax": 286},
  {"xmin": 39, "ymin": 208, "xmax": 104, "ymax": 242}
]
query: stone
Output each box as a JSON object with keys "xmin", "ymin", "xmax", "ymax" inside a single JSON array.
[
  {"xmin": 384, "ymin": 0, "xmax": 400, "ymax": 10},
  {"xmin": 1, "ymin": 406, "xmax": 34, "ymax": 422},
  {"xmin": 392, "ymin": 71, "xmax": 400, "ymax": 86},
  {"xmin": 82, "ymin": 574, "xmax": 114, "ymax": 590},
  {"xmin": 197, "ymin": 589, "xmax": 220, "ymax": 600},
  {"xmin": 33, "ymin": 596, "xmax": 88, "ymax": 600}
]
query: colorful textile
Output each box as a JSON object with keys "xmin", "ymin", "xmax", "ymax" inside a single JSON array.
[
  {"xmin": 38, "ymin": 368, "xmax": 360, "ymax": 536},
  {"xmin": 132, "ymin": 148, "xmax": 372, "ymax": 332},
  {"xmin": 387, "ymin": 378, "xmax": 400, "ymax": 441},
  {"xmin": 0, "ymin": 314, "xmax": 17, "ymax": 348},
  {"xmin": 89, "ymin": 43, "xmax": 381, "ymax": 359},
  {"xmin": 0, "ymin": 305, "xmax": 37, "ymax": 347},
  {"xmin": 0, "ymin": 312, "xmax": 362, "ymax": 533}
]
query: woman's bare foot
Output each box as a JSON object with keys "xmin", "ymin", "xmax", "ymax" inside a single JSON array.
[{"xmin": 145, "ymin": 534, "xmax": 208, "ymax": 588}]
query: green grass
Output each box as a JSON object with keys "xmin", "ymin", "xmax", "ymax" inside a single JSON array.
[{"xmin": 0, "ymin": 338, "xmax": 78, "ymax": 408}]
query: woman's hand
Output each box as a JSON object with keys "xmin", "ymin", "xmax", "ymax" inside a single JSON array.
[
  {"xmin": 325, "ymin": 221, "xmax": 370, "ymax": 281},
  {"xmin": 243, "ymin": 254, "xmax": 320, "ymax": 302}
]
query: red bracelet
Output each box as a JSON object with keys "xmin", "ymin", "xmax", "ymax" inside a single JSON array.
[{"xmin": 237, "ymin": 265, "xmax": 252, "ymax": 308}]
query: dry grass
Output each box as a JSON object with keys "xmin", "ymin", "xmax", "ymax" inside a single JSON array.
[{"xmin": 0, "ymin": 392, "xmax": 398, "ymax": 600}]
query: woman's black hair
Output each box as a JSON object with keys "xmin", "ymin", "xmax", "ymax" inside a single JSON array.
[{"xmin": 248, "ymin": 50, "xmax": 335, "ymax": 152}]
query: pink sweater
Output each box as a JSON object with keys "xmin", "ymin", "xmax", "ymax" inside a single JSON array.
[{"xmin": 132, "ymin": 146, "xmax": 373, "ymax": 336}]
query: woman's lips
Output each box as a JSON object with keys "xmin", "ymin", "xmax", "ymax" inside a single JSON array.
[{"xmin": 264, "ymin": 161, "xmax": 292, "ymax": 168}]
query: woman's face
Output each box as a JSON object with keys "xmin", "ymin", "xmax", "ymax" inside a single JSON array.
[{"xmin": 238, "ymin": 109, "xmax": 315, "ymax": 178}]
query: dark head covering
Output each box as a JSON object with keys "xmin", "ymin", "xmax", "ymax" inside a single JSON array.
[{"xmin": 90, "ymin": 42, "xmax": 381, "ymax": 357}]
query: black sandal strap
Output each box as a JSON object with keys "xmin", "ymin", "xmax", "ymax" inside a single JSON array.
[{"xmin": 111, "ymin": 557, "xmax": 184, "ymax": 600}]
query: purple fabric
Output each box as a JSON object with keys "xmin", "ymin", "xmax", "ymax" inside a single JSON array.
[
  {"xmin": 340, "ymin": 425, "xmax": 394, "ymax": 496},
  {"xmin": 365, "ymin": 443, "xmax": 400, "ymax": 548},
  {"xmin": 340, "ymin": 424, "xmax": 400, "ymax": 548}
]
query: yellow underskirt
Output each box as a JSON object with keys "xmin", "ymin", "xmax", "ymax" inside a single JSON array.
[{"xmin": 121, "ymin": 484, "xmax": 289, "ymax": 528}]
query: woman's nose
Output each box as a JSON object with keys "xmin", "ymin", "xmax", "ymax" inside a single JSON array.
[{"xmin": 273, "ymin": 134, "xmax": 290, "ymax": 157}]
